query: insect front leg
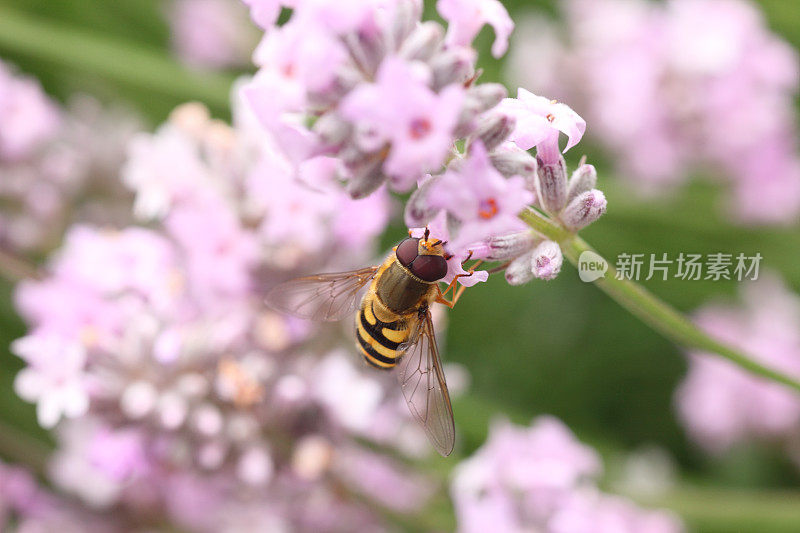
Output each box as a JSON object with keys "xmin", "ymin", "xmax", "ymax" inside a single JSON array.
[{"xmin": 435, "ymin": 259, "xmax": 483, "ymax": 309}]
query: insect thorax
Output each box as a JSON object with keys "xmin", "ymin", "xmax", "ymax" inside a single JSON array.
[{"xmin": 375, "ymin": 259, "xmax": 433, "ymax": 315}]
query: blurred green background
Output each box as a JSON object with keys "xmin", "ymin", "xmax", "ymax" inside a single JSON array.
[{"xmin": 1, "ymin": 0, "xmax": 800, "ymax": 531}]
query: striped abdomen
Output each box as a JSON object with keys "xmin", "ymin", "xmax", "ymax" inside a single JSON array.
[{"xmin": 356, "ymin": 299, "xmax": 412, "ymax": 370}]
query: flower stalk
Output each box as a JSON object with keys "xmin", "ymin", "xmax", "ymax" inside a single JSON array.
[{"xmin": 519, "ymin": 207, "xmax": 800, "ymax": 393}]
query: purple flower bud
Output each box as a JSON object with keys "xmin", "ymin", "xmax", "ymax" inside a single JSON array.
[
  {"xmin": 404, "ymin": 175, "xmax": 441, "ymax": 227},
  {"xmin": 399, "ymin": 22, "xmax": 444, "ymax": 62},
  {"xmin": 453, "ymin": 83, "xmax": 507, "ymax": 137},
  {"xmin": 566, "ymin": 163, "xmax": 598, "ymax": 204},
  {"xmin": 390, "ymin": 0, "xmax": 423, "ymax": 50},
  {"xmin": 465, "ymin": 83, "xmax": 507, "ymax": 114},
  {"xmin": 532, "ymin": 240, "xmax": 563, "ymax": 280},
  {"xmin": 485, "ymin": 231, "xmax": 536, "ymax": 261},
  {"xmin": 536, "ymin": 154, "xmax": 568, "ymax": 213},
  {"xmin": 489, "ymin": 145, "xmax": 537, "ymax": 180},
  {"xmin": 343, "ymin": 30, "xmax": 386, "ymax": 78},
  {"xmin": 345, "ymin": 152, "xmax": 387, "ymax": 199},
  {"xmin": 308, "ymin": 67, "xmax": 360, "ymax": 108},
  {"xmin": 561, "ymin": 189, "xmax": 607, "ymax": 231},
  {"xmin": 313, "ymin": 113, "xmax": 352, "ymax": 148},
  {"xmin": 504, "ymin": 250, "xmax": 535, "ymax": 286},
  {"xmin": 472, "ymin": 113, "xmax": 516, "ymax": 152},
  {"xmin": 430, "ymin": 47, "xmax": 476, "ymax": 90}
]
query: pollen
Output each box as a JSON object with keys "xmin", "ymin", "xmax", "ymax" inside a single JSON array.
[
  {"xmin": 478, "ymin": 198, "xmax": 499, "ymax": 219},
  {"xmin": 546, "ymin": 113, "xmax": 556, "ymax": 123},
  {"xmin": 217, "ymin": 359, "xmax": 265, "ymax": 408}
]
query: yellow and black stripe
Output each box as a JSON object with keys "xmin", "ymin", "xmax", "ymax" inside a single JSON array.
[{"xmin": 356, "ymin": 300, "xmax": 411, "ymax": 370}]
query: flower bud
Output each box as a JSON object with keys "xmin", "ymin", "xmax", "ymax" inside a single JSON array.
[
  {"xmin": 453, "ymin": 83, "xmax": 507, "ymax": 137},
  {"xmin": 472, "ymin": 113, "xmax": 516, "ymax": 152},
  {"xmin": 536, "ymin": 154, "xmax": 568, "ymax": 213},
  {"xmin": 489, "ymin": 145, "xmax": 537, "ymax": 180},
  {"xmin": 504, "ymin": 250, "xmax": 535, "ymax": 286},
  {"xmin": 430, "ymin": 48, "xmax": 476, "ymax": 90},
  {"xmin": 531, "ymin": 240, "xmax": 563, "ymax": 280},
  {"xmin": 465, "ymin": 83, "xmax": 507, "ymax": 113},
  {"xmin": 485, "ymin": 231, "xmax": 536, "ymax": 261},
  {"xmin": 308, "ymin": 67, "xmax": 360, "ymax": 108},
  {"xmin": 313, "ymin": 113, "xmax": 352, "ymax": 148},
  {"xmin": 399, "ymin": 22, "xmax": 444, "ymax": 62},
  {"xmin": 390, "ymin": 0, "xmax": 422, "ymax": 48},
  {"xmin": 404, "ymin": 175, "xmax": 440, "ymax": 227},
  {"xmin": 344, "ymin": 30, "xmax": 386, "ymax": 77},
  {"xmin": 345, "ymin": 152, "xmax": 387, "ymax": 199},
  {"xmin": 561, "ymin": 189, "xmax": 607, "ymax": 231},
  {"xmin": 566, "ymin": 163, "xmax": 597, "ymax": 204}
]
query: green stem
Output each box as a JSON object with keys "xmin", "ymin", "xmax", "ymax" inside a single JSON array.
[
  {"xmin": 0, "ymin": 7, "xmax": 234, "ymax": 111},
  {"xmin": 519, "ymin": 207, "xmax": 800, "ymax": 394},
  {"xmin": 647, "ymin": 486, "xmax": 800, "ymax": 532}
]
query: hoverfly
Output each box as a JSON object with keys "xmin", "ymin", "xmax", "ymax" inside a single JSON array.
[{"xmin": 266, "ymin": 229, "xmax": 475, "ymax": 456}]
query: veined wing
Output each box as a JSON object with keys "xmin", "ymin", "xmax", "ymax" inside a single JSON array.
[
  {"xmin": 265, "ymin": 266, "xmax": 378, "ymax": 322},
  {"xmin": 395, "ymin": 309, "xmax": 455, "ymax": 457}
]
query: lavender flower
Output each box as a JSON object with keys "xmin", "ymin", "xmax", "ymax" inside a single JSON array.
[
  {"xmin": 437, "ymin": 0, "xmax": 514, "ymax": 58},
  {"xmin": 0, "ymin": 459, "xmax": 111, "ymax": 532},
  {"xmin": 0, "ymin": 60, "xmax": 139, "ymax": 255},
  {"xmin": 239, "ymin": 0, "xmax": 607, "ymax": 290},
  {"xmin": 451, "ymin": 416, "xmax": 684, "ymax": 532},
  {"xmin": 168, "ymin": 0, "xmax": 259, "ymax": 69},
  {"xmin": 427, "ymin": 141, "xmax": 533, "ymax": 252},
  {"xmin": 242, "ymin": 0, "xmax": 512, "ymax": 197},
  {"xmin": 4, "ymin": 2, "xmax": 619, "ymax": 529},
  {"xmin": 508, "ymin": 0, "xmax": 800, "ymax": 224},
  {"xmin": 676, "ymin": 276, "xmax": 800, "ymax": 455},
  {"xmin": 340, "ymin": 56, "xmax": 465, "ymax": 190},
  {"xmin": 11, "ymin": 98, "xmax": 435, "ymax": 530}
]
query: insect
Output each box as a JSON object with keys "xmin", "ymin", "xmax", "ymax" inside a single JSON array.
[{"xmin": 266, "ymin": 229, "xmax": 475, "ymax": 456}]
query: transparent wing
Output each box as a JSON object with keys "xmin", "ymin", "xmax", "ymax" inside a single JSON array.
[
  {"xmin": 265, "ymin": 266, "xmax": 378, "ymax": 322},
  {"xmin": 395, "ymin": 309, "xmax": 456, "ymax": 457}
]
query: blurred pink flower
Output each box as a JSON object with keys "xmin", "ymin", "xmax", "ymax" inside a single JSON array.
[
  {"xmin": 0, "ymin": 60, "xmax": 61, "ymax": 161},
  {"xmin": 437, "ymin": 0, "xmax": 514, "ymax": 58},
  {"xmin": 169, "ymin": 0, "xmax": 258, "ymax": 69},
  {"xmin": 166, "ymin": 194, "xmax": 259, "ymax": 301},
  {"xmin": 242, "ymin": 0, "xmax": 281, "ymax": 29},
  {"xmin": 452, "ymin": 416, "xmax": 682, "ymax": 532},
  {"xmin": 52, "ymin": 225, "xmax": 178, "ymax": 303},
  {"xmin": 0, "ymin": 64, "xmax": 138, "ymax": 254},
  {"xmin": 508, "ymin": 0, "xmax": 800, "ymax": 224},
  {"xmin": 311, "ymin": 352, "xmax": 385, "ymax": 433},
  {"xmin": 335, "ymin": 446, "xmax": 436, "ymax": 513},
  {"xmin": 341, "ymin": 56, "xmax": 465, "ymax": 189},
  {"xmin": 0, "ymin": 458, "xmax": 113, "ymax": 531},
  {"xmin": 12, "ymin": 333, "xmax": 89, "ymax": 428},
  {"xmin": 241, "ymin": 0, "xmax": 517, "ymax": 201},
  {"xmin": 123, "ymin": 122, "xmax": 215, "ymax": 219},
  {"xmin": 87, "ymin": 426, "xmax": 148, "ymax": 482},
  {"xmin": 11, "ymin": 98, "xmax": 426, "ymax": 530},
  {"xmin": 550, "ymin": 491, "xmax": 685, "ymax": 533},
  {"xmin": 676, "ymin": 276, "xmax": 800, "ymax": 453}
]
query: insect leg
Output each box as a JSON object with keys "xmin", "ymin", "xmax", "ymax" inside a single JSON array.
[{"xmin": 435, "ymin": 260, "xmax": 484, "ymax": 308}]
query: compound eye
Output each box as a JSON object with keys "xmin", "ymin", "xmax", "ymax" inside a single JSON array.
[
  {"xmin": 396, "ymin": 238, "xmax": 420, "ymax": 267},
  {"xmin": 410, "ymin": 254, "xmax": 448, "ymax": 282}
]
